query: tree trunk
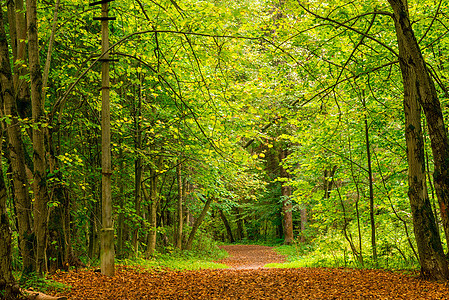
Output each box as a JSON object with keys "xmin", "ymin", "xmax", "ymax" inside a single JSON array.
[
  {"xmin": 323, "ymin": 166, "xmax": 337, "ymax": 200},
  {"xmin": 388, "ymin": 0, "xmax": 449, "ymax": 254},
  {"xmin": 279, "ymin": 149, "xmax": 293, "ymax": 245},
  {"xmin": 0, "ymin": 6, "xmax": 35, "ymax": 275},
  {"xmin": 388, "ymin": 0, "xmax": 449, "ymax": 280},
  {"xmin": 219, "ymin": 209, "xmax": 235, "ymax": 243},
  {"xmin": 0, "ymin": 132, "xmax": 20, "ymax": 299},
  {"xmin": 117, "ymin": 144, "xmax": 125, "ymax": 258},
  {"xmin": 99, "ymin": 1, "xmax": 114, "ymax": 276},
  {"xmin": 144, "ymin": 168, "xmax": 159, "ymax": 257},
  {"xmin": 184, "ymin": 196, "xmax": 213, "ymax": 250},
  {"xmin": 363, "ymin": 97, "xmax": 377, "ymax": 265},
  {"xmin": 175, "ymin": 162, "xmax": 183, "ymax": 249},
  {"xmin": 132, "ymin": 155, "xmax": 142, "ymax": 254},
  {"xmin": 132, "ymin": 74, "xmax": 143, "ymax": 255},
  {"xmin": 10, "ymin": 0, "xmax": 31, "ymax": 120},
  {"xmin": 27, "ymin": 0, "xmax": 50, "ymax": 275},
  {"xmin": 234, "ymin": 206, "xmax": 245, "ymax": 241}
]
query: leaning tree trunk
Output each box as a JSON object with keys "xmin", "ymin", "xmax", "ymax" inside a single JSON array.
[
  {"xmin": 184, "ymin": 196, "xmax": 213, "ymax": 251},
  {"xmin": 388, "ymin": 0, "xmax": 449, "ymax": 254},
  {"xmin": 0, "ymin": 6, "xmax": 35, "ymax": 275},
  {"xmin": 401, "ymin": 78, "xmax": 448, "ymax": 280},
  {"xmin": 388, "ymin": 0, "xmax": 449, "ymax": 280},
  {"xmin": 279, "ymin": 149, "xmax": 293, "ymax": 245},
  {"xmin": 219, "ymin": 209, "xmax": 235, "ymax": 243}
]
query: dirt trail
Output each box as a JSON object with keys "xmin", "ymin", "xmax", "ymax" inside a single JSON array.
[
  {"xmin": 49, "ymin": 245, "xmax": 449, "ymax": 299},
  {"xmin": 218, "ymin": 244, "xmax": 285, "ymax": 269}
]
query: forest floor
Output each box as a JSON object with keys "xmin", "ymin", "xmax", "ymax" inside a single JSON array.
[{"xmin": 48, "ymin": 245, "xmax": 449, "ymax": 299}]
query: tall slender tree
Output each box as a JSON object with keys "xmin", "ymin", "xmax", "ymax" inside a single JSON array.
[{"xmin": 27, "ymin": 0, "xmax": 50, "ymax": 275}]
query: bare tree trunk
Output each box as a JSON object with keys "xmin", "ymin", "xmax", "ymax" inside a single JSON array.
[
  {"xmin": 279, "ymin": 149, "xmax": 293, "ymax": 245},
  {"xmin": 0, "ymin": 6, "xmax": 35, "ymax": 275},
  {"xmin": 388, "ymin": 0, "xmax": 449, "ymax": 280},
  {"xmin": 99, "ymin": 1, "xmax": 114, "ymax": 276}
]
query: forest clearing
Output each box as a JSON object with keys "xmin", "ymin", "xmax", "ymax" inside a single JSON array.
[{"xmin": 2, "ymin": 0, "xmax": 449, "ymax": 299}]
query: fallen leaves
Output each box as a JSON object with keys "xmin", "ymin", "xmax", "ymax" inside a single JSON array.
[{"xmin": 47, "ymin": 245, "xmax": 449, "ymax": 299}]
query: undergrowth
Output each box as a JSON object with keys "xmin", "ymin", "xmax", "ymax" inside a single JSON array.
[
  {"xmin": 120, "ymin": 230, "xmax": 229, "ymax": 271},
  {"xmin": 267, "ymin": 234, "xmax": 420, "ymax": 271},
  {"xmin": 120, "ymin": 248, "xmax": 229, "ymax": 271},
  {"xmin": 14, "ymin": 271, "xmax": 71, "ymax": 294}
]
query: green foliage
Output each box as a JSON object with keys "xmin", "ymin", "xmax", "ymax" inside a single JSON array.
[
  {"xmin": 16, "ymin": 272, "xmax": 70, "ymax": 294},
  {"xmin": 3, "ymin": 0, "xmax": 449, "ymax": 279},
  {"xmin": 268, "ymin": 225, "xmax": 420, "ymax": 271}
]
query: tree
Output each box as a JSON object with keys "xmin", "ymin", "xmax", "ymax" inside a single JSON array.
[
  {"xmin": 292, "ymin": 0, "xmax": 449, "ymax": 279},
  {"xmin": 27, "ymin": 0, "xmax": 50, "ymax": 275},
  {"xmin": 98, "ymin": 1, "xmax": 115, "ymax": 276},
  {"xmin": 279, "ymin": 149, "xmax": 293, "ymax": 245},
  {"xmin": 0, "ymin": 134, "xmax": 20, "ymax": 300},
  {"xmin": 387, "ymin": 0, "xmax": 449, "ymax": 279},
  {"xmin": 0, "ymin": 2, "xmax": 35, "ymax": 276}
]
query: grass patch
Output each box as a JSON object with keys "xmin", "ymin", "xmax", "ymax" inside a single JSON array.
[
  {"xmin": 120, "ymin": 247, "xmax": 229, "ymax": 271},
  {"xmin": 15, "ymin": 271, "xmax": 71, "ymax": 294}
]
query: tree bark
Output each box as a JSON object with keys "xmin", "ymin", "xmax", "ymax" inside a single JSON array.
[
  {"xmin": 0, "ymin": 132, "xmax": 20, "ymax": 300},
  {"xmin": 27, "ymin": 0, "xmax": 50, "ymax": 275},
  {"xmin": 0, "ymin": 6, "xmax": 35, "ymax": 275},
  {"xmin": 279, "ymin": 149, "xmax": 293, "ymax": 245},
  {"xmin": 99, "ymin": 1, "xmax": 114, "ymax": 276},
  {"xmin": 11, "ymin": 0, "xmax": 31, "ymax": 120},
  {"xmin": 388, "ymin": 0, "xmax": 449, "ymax": 280},
  {"xmin": 388, "ymin": 0, "xmax": 449, "ymax": 254}
]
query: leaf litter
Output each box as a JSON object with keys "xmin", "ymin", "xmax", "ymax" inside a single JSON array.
[{"xmin": 48, "ymin": 245, "xmax": 449, "ymax": 299}]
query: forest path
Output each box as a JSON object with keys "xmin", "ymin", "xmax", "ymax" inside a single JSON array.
[
  {"xmin": 49, "ymin": 245, "xmax": 449, "ymax": 299},
  {"xmin": 217, "ymin": 244, "xmax": 285, "ymax": 269}
]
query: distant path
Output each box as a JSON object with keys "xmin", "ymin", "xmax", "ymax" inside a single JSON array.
[{"xmin": 218, "ymin": 244, "xmax": 285, "ymax": 269}]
